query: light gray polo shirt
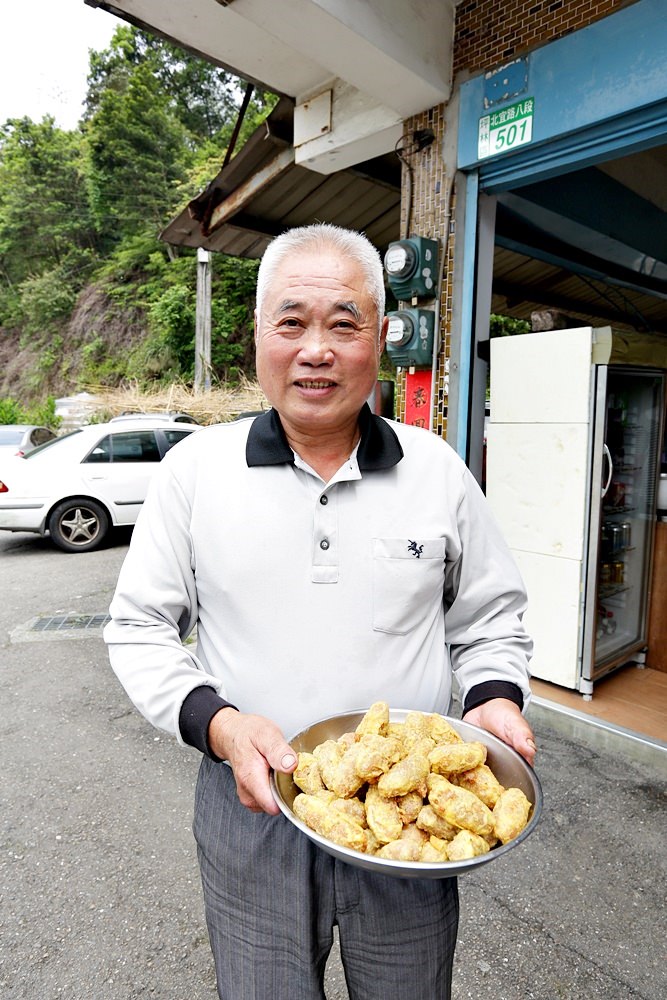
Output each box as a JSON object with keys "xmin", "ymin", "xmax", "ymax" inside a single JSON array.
[{"xmin": 106, "ymin": 405, "xmax": 532, "ymax": 755}]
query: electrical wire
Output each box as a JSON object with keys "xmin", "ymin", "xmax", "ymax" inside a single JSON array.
[
  {"xmin": 578, "ymin": 273, "xmax": 652, "ymax": 331},
  {"xmin": 394, "ymin": 129, "xmax": 435, "ymax": 238},
  {"xmin": 394, "ymin": 136, "xmax": 414, "ymax": 237}
]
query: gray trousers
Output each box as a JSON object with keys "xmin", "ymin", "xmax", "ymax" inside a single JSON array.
[{"xmin": 193, "ymin": 757, "xmax": 459, "ymax": 1000}]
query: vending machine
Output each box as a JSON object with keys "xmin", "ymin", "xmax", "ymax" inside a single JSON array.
[{"xmin": 486, "ymin": 326, "xmax": 666, "ymax": 696}]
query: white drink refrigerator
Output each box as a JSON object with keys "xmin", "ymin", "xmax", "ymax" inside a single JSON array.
[{"xmin": 486, "ymin": 326, "xmax": 667, "ymax": 697}]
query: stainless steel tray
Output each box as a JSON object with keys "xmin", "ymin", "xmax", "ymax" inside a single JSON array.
[{"xmin": 271, "ymin": 708, "xmax": 543, "ymax": 879}]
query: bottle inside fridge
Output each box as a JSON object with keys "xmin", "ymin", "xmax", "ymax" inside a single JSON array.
[{"xmin": 594, "ymin": 370, "xmax": 663, "ymax": 671}]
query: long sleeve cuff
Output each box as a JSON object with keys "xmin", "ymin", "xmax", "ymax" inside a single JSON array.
[
  {"xmin": 462, "ymin": 680, "xmax": 524, "ymax": 715},
  {"xmin": 179, "ymin": 685, "xmax": 238, "ymax": 761}
]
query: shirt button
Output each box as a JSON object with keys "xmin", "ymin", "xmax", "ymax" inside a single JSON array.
[
  {"xmin": 319, "ymin": 494, "xmax": 328, "ymax": 505},
  {"xmin": 320, "ymin": 538, "xmax": 330, "ymax": 550}
]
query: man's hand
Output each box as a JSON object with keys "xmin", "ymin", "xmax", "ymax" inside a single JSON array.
[
  {"xmin": 462, "ymin": 698, "xmax": 537, "ymax": 767},
  {"xmin": 208, "ymin": 707, "xmax": 297, "ymax": 814}
]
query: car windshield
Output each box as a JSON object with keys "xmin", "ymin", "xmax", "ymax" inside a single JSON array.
[
  {"xmin": 24, "ymin": 429, "xmax": 83, "ymax": 459},
  {"xmin": 0, "ymin": 429, "xmax": 25, "ymax": 445}
]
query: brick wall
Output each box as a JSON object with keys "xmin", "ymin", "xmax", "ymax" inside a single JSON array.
[
  {"xmin": 396, "ymin": 0, "xmax": 640, "ymax": 435},
  {"xmin": 395, "ymin": 104, "xmax": 453, "ymax": 439},
  {"xmin": 454, "ymin": 0, "xmax": 638, "ymax": 75}
]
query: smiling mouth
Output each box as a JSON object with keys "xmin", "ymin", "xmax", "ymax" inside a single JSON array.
[{"xmin": 295, "ymin": 380, "xmax": 336, "ymax": 389}]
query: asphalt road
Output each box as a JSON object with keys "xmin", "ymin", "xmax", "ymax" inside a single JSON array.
[{"xmin": 1, "ymin": 527, "xmax": 665, "ymax": 1000}]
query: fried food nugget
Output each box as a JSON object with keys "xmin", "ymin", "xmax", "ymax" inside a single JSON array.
[
  {"xmin": 428, "ymin": 740, "xmax": 487, "ymax": 776},
  {"xmin": 331, "ymin": 795, "xmax": 367, "ymax": 827},
  {"xmin": 293, "ymin": 752, "xmax": 325, "ymax": 795},
  {"xmin": 401, "ymin": 711, "xmax": 435, "ymax": 753},
  {"xmin": 386, "ymin": 721, "xmax": 430, "ymax": 753},
  {"xmin": 396, "ymin": 790, "xmax": 423, "ymax": 825},
  {"xmin": 375, "ymin": 823, "xmax": 428, "ymax": 862},
  {"xmin": 416, "ymin": 803, "xmax": 459, "ymax": 841},
  {"xmin": 377, "ymin": 751, "xmax": 431, "ymax": 798},
  {"xmin": 386, "ymin": 721, "xmax": 406, "ymax": 740},
  {"xmin": 426, "ymin": 714, "xmax": 463, "ymax": 745},
  {"xmin": 365, "ymin": 826, "xmax": 381, "ymax": 855},
  {"xmin": 337, "ymin": 731, "xmax": 358, "ymax": 751},
  {"xmin": 355, "ymin": 701, "xmax": 389, "ymax": 737},
  {"xmin": 328, "ymin": 734, "xmax": 403, "ymax": 798},
  {"xmin": 293, "ymin": 793, "xmax": 367, "ymax": 853},
  {"xmin": 420, "ymin": 836, "xmax": 451, "ymax": 862},
  {"xmin": 312, "ymin": 740, "xmax": 342, "ymax": 791},
  {"xmin": 455, "ymin": 763, "xmax": 504, "ymax": 808},
  {"xmin": 493, "ymin": 787, "xmax": 532, "ymax": 844},
  {"xmin": 400, "ymin": 822, "xmax": 429, "ymax": 849},
  {"xmin": 316, "ymin": 787, "xmax": 374, "ymax": 830},
  {"xmin": 365, "ymin": 783, "xmax": 403, "ymax": 844},
  {"xmin": 427, "ymin": 773, "xmax": 495, "ymax": 837},
  {"xmin": 446, "ymin": 829, "xmax": 491, "ymax": 861},
  {"xmin": 375, "ymin": 839, "xmax": 421, "ymax": 861},
  {"xmin": 328, "ymin": 743, "xmax": 368, "ymax": 798},
  {"xmin": 354, "ymin": 734, "xmax": 403, "ymax": 780},
  {"xmin": 408, "ymin": 736, "xmax": 437, "ymax": 758},
  {"xmin": 483, "ymin": 829, "xmax": 500, "ymax": 849}
]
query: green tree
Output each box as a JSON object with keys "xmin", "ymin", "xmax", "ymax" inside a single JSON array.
[
  {"xmin": 85, "ymin": 26, "xmax": 277, "ymax": 149},
  {"xmin": 86, "ymin": 61, "xmax": 190, "ymax": 242},
  {"xmin": 0, "ymin": 397, "xmax": 26, "ymax": 424},
  {"xmin": 489, "ymin": 314, "xmax": 531, "ymax": 338},
  {"xmin": 0, "ymin": 394, "xmax": 61, "ymax": 428},
  {"xmin": 0, "ymin": 117, "xmax": 96, "ymax": 322},
  {"xmin": 18, "ymin": 267, "xmax": 77, "ymax": 337},
  {"xmin": 140, "ymin": 254, "xmax": 255, "ymax": 383},
  {"xmin": 210, "ymin": 256, "xmax": 259, "ymax": 378},
  {"xmin": 28, "ymin": 395, "xmax": 62, "ymax": 430},
  {"xmin": 148, "ymin": 284, "xmax": 196, "ymax": 377},
  {"xmin": 0, "ymin": 24, "xmax": 279, "ymax": 403}
]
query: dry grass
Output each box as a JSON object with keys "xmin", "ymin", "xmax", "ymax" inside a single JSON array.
[{"xmin": 85, "ymin": 379, "xmax": 269, "ymax": 425}]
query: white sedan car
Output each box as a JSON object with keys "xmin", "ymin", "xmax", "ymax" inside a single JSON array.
[
  {"xmin": 0, "ymin": 424, "xmax": 57, "ymax": 458},
  {"xmin": 0, "ymin": 418, "xmax": 199, "ymax": 552}
]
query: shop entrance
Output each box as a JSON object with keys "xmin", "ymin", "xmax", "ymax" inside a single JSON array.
[{"xmin": 467, "ymin": 142, "xmax": 667, "ymax": 728}]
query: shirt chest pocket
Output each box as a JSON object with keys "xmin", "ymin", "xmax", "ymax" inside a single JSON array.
[{"xmin": 372, "ymin": 537, "xmax": 446, "ymax": 635}]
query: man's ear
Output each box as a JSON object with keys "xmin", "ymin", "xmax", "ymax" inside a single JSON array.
[
  {"xmin": 253, "ymin": 310, "xmax": 259, "ymax": 346},
  {"xmin": 378, "ymin": 314, "xmax": 389, "ymax": 356}
]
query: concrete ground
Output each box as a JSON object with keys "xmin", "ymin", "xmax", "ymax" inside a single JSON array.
[{"xmin": 1, "ymin": 530, "xmax": 665, "ymax": 999}]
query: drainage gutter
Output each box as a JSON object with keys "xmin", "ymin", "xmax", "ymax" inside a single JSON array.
[{"xmin": 527, "ymin": 695, "xmax": 667, "ymax": 769}]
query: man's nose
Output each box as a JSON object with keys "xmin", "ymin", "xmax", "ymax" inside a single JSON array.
[{"xmin": 298, "ymin": 328, "xmax": 334, "ymax": 364}]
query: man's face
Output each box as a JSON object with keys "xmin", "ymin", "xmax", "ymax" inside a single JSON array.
[{"xmin": 255, "ymin": 249, "xmax": 387, "ymax": 443}]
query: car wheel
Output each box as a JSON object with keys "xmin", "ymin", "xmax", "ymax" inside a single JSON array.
[{"xmin": 48, "ymin": 498, "xmax": 110, "ymax": 553}]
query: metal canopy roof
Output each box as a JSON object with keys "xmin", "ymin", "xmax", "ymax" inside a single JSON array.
[
  {"xmin": 493, "ymin": 145, "xmax": 667, "ymax": 335},
  {"xmin": 160, "ymin": 97, "xmax": 401, "ymax": 260},
  {"xmin": 492, "ymin": 245, "xmax": 667, "ymax": 336},
  {"xmin": 161, "ymin": 100, "xmax": 667, "ymax": 336}
]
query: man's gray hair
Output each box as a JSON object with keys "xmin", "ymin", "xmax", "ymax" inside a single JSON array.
[{"xmin": 255, "ymin": 223, "xmax": 385, "ymax": 329}]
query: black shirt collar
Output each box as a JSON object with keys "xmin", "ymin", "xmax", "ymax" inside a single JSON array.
[{"xmin": 246, "ymin": 403, "xmax": 403, "ymax": 471}]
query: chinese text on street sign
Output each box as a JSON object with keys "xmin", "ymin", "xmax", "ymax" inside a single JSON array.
[{"xmin": 478, "ymin": 98, "xmax": 534, "ymax": 160}]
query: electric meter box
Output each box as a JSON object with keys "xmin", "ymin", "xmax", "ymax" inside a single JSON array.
[
  {"xmin": 385, "ymin": 309, "xmax": 435, "ymax": 368},
  {"xmin": 384, "ymin": 237, "xmax": 439, "ymax": 301}
]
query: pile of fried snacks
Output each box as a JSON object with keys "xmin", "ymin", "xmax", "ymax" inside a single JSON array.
[{"xmin": 291, "ymin": 702, "xmax": 532, "ymax": 863}]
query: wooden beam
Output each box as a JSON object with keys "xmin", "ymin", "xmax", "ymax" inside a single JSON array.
[{"xmin": 208, "ymin": 146, "xmax": 295, "ymax": 233}]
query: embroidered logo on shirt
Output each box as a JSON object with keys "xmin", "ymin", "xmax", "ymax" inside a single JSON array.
[{"xmin": 407, "ymin": 540, "xmax": 424, "ymax": 558}]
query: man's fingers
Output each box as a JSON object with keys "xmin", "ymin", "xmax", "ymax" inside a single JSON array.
[
  {"xmin": 464, "ymin": 699, "xmax": 537, "ymax": 767},
  {"xmin": 513, "ymin": 733, "xmax": 537, "ymax": 767},
  {"xmin": 256, "ymin": 732, "xmax": 297, "ymax": 774},
  {"xmin": 280, "ymin": 751, "xmax": 297, "ymax": 771},
  {"xmin": 233, "ymin": 753, "xmax": 280, "ymax": 814}
]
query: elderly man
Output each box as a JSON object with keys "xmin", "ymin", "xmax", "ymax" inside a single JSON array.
[{"xmin": 105, "ymin": 223, "xmax": 535, "ymax": 1000}]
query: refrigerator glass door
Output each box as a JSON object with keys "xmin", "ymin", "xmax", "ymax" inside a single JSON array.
[{"xmin": 591, "ymin": 369, "xmax": 664, "ymax": 677}]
